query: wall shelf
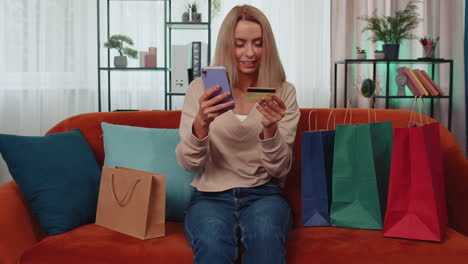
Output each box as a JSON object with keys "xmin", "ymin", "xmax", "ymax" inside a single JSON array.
[
  {"xmin": 97, "ymin": 0, "xmax": 212, "ymax": 111},
  {"xmin": 333, "ymin": 59, "xmax": 453, "ymax": 130}
]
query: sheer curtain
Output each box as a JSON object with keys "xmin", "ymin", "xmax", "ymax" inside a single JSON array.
[
  {"xmin": 331, "ymin": 0, "xmax": 466, "ymax": 154},
  {"xmin": 0, "ymin": 0, "xmax": 98, "ymax": 183},
  {"xmin": 0, "ymin": 0, "xmax": 331, "ymax": 183}
]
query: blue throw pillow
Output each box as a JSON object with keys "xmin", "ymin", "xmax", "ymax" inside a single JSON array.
[
  {"xmin": 101, "ymin": 122, "xmax": 195, "ymax": 222},
  {"xmin": 0, "ymin": 129, "xmax": 101, "ymax": 235}
]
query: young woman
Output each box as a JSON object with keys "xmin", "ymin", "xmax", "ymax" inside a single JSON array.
[{"xmin": 176, "ymin": 5, "xmax": 300, "ymax": 264}]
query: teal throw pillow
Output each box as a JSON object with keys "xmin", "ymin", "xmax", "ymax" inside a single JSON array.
[
  {"xmin": 0, "ymin": 129, "xmax": 101, "ymax": 235},
  {"xmin": 101, "ymin": 122, "xmax": 195, "ymax": 222}
]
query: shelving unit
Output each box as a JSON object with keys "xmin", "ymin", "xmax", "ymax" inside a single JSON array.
[
  {"xmin": 97, "ymin": 0, "xmax": 211, "ymax": 111},
  {"xmin": 165, "ymin": 0, "xmax": 211, "ymax": 110},
  {"xmin": 333, "ymin": 59, "xmax": 453, "ymax": 130}
]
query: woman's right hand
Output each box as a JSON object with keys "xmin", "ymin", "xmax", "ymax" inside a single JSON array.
[{"xmin": 193, "ymin": 86, "xmax": 235, "ymax": 139}]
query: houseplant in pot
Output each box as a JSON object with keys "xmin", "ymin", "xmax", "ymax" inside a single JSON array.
[
  {"xmin": 190, "ymin": 2, "xmax": 201, "ymax": 23},
  {"xmin": 359, "ymin": 0, "xmax": 421, "ymax": 60},
  {"xmin": 374, "ymin": 49, "xmax": 385, "ymax": 59},
  {"xmin": 104, "ymin": 34, "xmax": 138, "ymax": 68},
  {"xmin": 356, "ymin": 47, "xmax": 367, "ymax": 59},
  {"xmin": 182, "ymin": 3, "xmax": 190, "ymax": 22}
]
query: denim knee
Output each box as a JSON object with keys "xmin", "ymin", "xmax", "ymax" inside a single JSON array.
[
  {"xmin": 184, "ymin": 218, "xmax": 238, "ymax": 264},
  {"xmin": 184, "ymin": 198, "xmax": 238, "ymax": 264},
  {"xmin": 242, "ymin": 213, "xmax": 290, "ymax": 244}
]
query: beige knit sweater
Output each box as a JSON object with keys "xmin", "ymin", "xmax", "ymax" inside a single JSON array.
[{"xmin": 175, "ymin": 78, "xmax": 300, "ymax": 192}]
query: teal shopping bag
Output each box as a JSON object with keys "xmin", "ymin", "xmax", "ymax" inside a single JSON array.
[{"xmin": 330, "ymin": 121, "xmax": 393, "ymax": 230}]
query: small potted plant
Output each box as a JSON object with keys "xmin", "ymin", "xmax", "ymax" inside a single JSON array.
[
  {"xmin": 191, "ymin": 1, "xmax": 201, "ymax": 23},
  {"xmin": 374, "ymin": 49, "xmax": 385, "ymax": 59},
  {"xmin": 182, "ymin": 3, "xmax": 190, "ymax": 22},
  {"xmin": 356, "ymin": 47, "xmax": 367, "ymax": 59},
  {"xmin": 104, "ymin": 34, "xmax": 138, "ymax": 68},
  {"xmin": 359, "ymin": 0, "xmax": 421, "ymax": 60}
]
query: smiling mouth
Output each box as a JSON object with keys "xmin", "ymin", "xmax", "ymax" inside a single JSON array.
[{"xmin": 241, "ymin": 61, "xmax": 256, "ymax": 67}]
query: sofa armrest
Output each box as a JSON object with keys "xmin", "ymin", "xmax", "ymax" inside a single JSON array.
[{"xmin": 0, "ymin": 181, "xmax": 46, "ymax": 264}]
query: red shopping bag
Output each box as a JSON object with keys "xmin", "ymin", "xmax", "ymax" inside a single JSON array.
[{"xmin": 383, "ymin": 121, "xmax": 447, "ymax": 242}]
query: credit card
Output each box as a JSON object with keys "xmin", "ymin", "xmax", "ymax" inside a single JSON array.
[{"xmin": 245, "ymin": 87, "xmax": 276, "ymax": 102}]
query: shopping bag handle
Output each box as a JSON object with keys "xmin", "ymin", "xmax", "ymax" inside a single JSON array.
[
  {"xmin": 367, "ymin": 98, "xmax": 377, "ymax": 123},
  {"xmin": 343, "ymin": 98, "xmax": 353, "ymax": 125},
  {"xmin": 326, "ymin": 109, "xmax": 336, "ymax": 130},
  {"xmin": 308, "ymin": 109, "xmax": 337, "ymax": 131},
  {"xmin": 111, "ymin": 174, "xmax": 141, "ymax": 207},
  {"xmin": 408, "ymin": 96, "xmax": 430, "ymax": 127},
  {"xmin": 307, "ymin": 110, "xmax": 318, "ymax": 132}
]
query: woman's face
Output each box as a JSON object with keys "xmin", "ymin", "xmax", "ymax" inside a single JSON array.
[{"xmin": 233, "ymin": 20, "xmax": 263, "ymax": 77}]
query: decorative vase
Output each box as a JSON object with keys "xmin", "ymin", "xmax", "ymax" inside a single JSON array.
[
  {"xmin": 139, "ymin": 51, "xmax": 148, "ymax": 67},
  {"xmin": 356, "ymin": 53, "xmax": 366, "ymax": 60},
  {"xmin": 375, "ymin": 52, "xmax": 385, "ymax": 60},
  {"xmin": 422, "ymin": 45, "xmax": 435, "ymax": 59},
  {"xmin": 191, "ymin": 12, "xmax": 201, "ymax": 23},
  {"xmin": 361, "ymin": 78, "xmax": 375, "ymax": 97},
  {"xmin": 182, "ymin": 12, "xmax": 190, "ymax": 22},
  {"xmin": 383, "ymin": 44, "xmax": 400, "ymax": 60},
  {"xmin": 114, "ymin": 56, "xmax": 128, "ymax": 68},
  {"xmin": 396, "ymin": 74, "xmax": 407, "ymax": 96}
]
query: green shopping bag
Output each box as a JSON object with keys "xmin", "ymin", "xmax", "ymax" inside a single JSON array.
[{"xmin": 330, "ymin": 121, "xmax": 393, "ymax": 230}]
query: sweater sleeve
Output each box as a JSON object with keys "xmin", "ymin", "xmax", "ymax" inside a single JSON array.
[
  {"xmin": 259, "ymin": 83, "xmax": 300, "ymax": 179},
  {"xmin": 175, "ymin": 79, "xmax": 209, "ymax": 173}
]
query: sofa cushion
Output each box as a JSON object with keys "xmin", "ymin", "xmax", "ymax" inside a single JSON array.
[
  {"xmin": 0, "ymin": 129, "xmax": 101, "ymax": 236},
  {"xmin": 101, "ymin": 122, "xmax": 195, "ymax": 222},
  {"xmin": 286, "ymin": 227, "xmax": 468, "ymax": 263},
  {"xmin": 19, "ymin": 223, "xmax": 193, "ymax": 264}
]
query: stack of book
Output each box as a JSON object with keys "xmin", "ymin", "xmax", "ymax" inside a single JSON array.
[{"xmin": 396, "ymin": 67, "xmax": 446, "ymax": 96}]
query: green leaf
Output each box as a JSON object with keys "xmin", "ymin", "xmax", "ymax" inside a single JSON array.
[
  {"xmin": 103, "ymin": 34, "xmax": 138, "ymax": 59},
  {"xmin": 358, "ymin": 0, "xmax": 421, "ymax": 44}
]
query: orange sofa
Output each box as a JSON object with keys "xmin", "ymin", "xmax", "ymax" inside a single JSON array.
[{"xmin": 1, "ymin": 108, "xmax": 467, "ymax": 264}]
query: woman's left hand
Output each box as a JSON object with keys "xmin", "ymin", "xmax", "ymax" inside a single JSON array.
[{"xmin": 256, "ymin": 95, "xmax": 286, "ymax": 138}]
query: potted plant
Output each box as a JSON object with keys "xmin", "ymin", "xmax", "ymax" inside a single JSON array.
[
  {"xmin": 191, "ymin": 1, "xmax": 201, "ymax": 23},
  {"xmin": 356, "ymin": 47, "xmax": 367, "ymax": 59},
  {"xmin": 211, "ymin": 0, "xmax": 221, "ymax": 20},
  {"xmin": 104, "ymin": 34, "xmax": 138, "ymax": 68},
  {"xmin": 359, "ymin": 0, "xmax": 422, "ymax": 60},
  {"xmin": 374, "ymin": 49, "xmax": 385, "ymax": 59},
  {"xmin": 182, "ymin": 3, "xmax": 190, "ymax": 22}
]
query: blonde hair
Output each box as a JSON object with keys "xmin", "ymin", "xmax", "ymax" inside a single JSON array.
[{"xmin": 212, "ymin": 5, "xmax": 286, "ymax": 89}]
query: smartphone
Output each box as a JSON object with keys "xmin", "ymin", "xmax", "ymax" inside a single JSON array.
[{"xmin": 201, "ymin": 66, "xmax": 235, "ymax": 110}]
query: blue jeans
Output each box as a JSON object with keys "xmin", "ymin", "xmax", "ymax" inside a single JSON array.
[{"xmin": 184, "ymin": 181, "xmax": 293, "ymax": 264}]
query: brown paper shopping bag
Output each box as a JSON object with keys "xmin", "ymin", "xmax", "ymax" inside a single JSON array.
[{"xmin": 95, "ymin": 166, "xmax": 166, "ymax": 239}]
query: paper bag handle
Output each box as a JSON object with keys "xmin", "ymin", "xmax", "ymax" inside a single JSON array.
[
  {"xmin": 408, "ymin": 96, "xmax": 429, "ymax": 127},
  {"xmin": 326, "ymin": 109, "xmax": 336, "ymax": 130},
  {"xmin": 343, "ymin": 98, "xmax": 353, "ymax": 124},
  {"xmin": 111, "ymin": 174, "xmax": 141, "ymax": 207},
  {"xmin": 307, "ymin": 110, "xmax": 318, "ymax": 132}
]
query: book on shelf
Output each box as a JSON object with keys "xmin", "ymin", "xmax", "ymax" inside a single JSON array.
[
  {"xmin": 413, "ymin": 69, "xmax": 439, "ymax": 96},
  {"xmin": 406, "ymin": 68, "xmax": 429, "ymax": 96},
  {"xmin": 396, "ymin": 67, "xmax": 423, "ymax": 96},
  {"xmin": 420, "ymin": 70, "xmax": 446, "ymax": 96},
  {"xmin": 189, "ymin": 41, "xmax": 208, "ymax": 81}
]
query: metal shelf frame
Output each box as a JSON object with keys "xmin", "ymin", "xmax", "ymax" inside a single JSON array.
[
  {"xmin": 333, "ymin": 58, "xmax": 453, "ymax": 130},
  {"xmin": 97, "ymin": 0, "xmax": 211, "ymax": 111}
]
